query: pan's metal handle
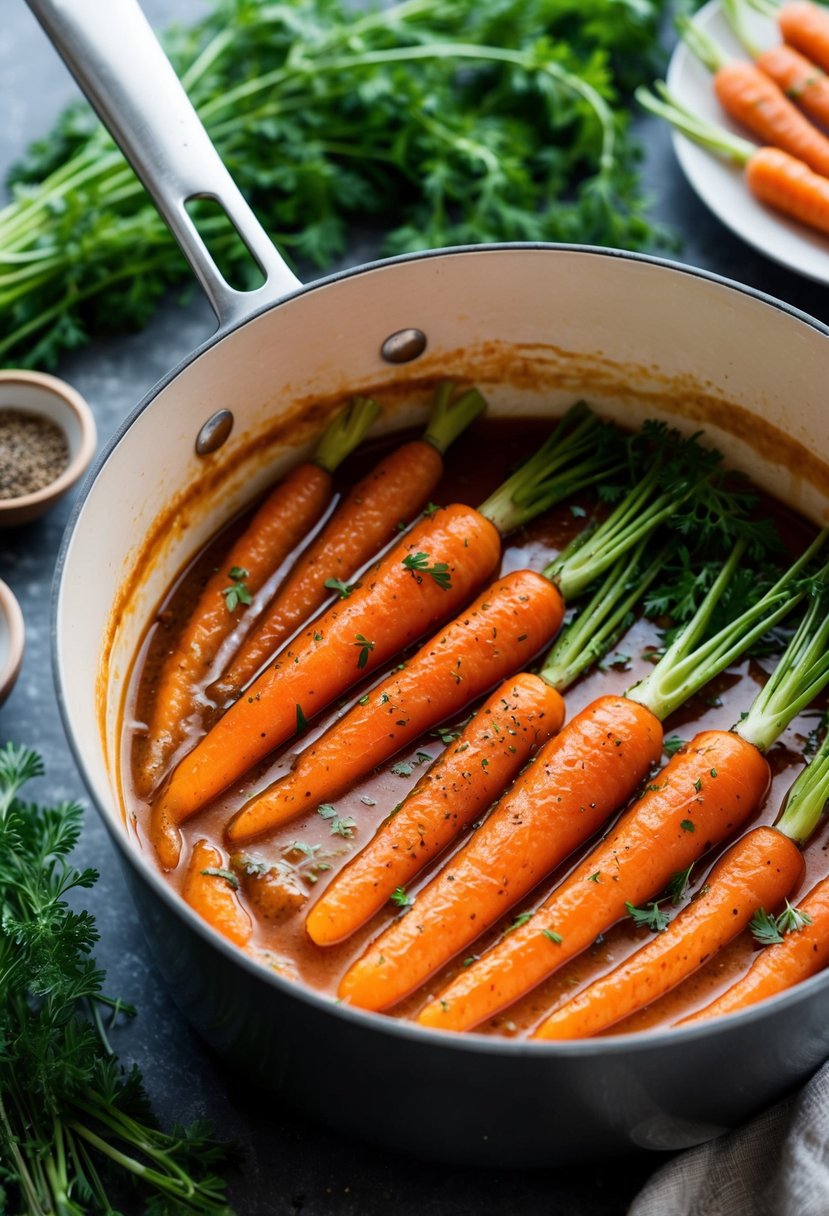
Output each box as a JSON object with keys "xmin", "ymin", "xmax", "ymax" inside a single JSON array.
[{"xmin": 26, "ymin": 0, "xmax": 302, "ymax": 330}]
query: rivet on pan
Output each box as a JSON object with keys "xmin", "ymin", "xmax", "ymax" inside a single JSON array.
[
  {"xmin": 196, "ymin": 409, "xmax": 234, "ymax": 456},
  {"xmin": 381, "ymin": 328, "xmax": 427, "ymax": 364}
]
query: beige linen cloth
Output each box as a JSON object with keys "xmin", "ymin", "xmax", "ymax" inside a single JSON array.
[{"xmin": 629, "ymin": 1061, "xmax": 829, "ymax": 1216}]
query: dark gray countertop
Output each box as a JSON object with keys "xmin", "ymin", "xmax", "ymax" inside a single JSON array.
[{"xmin": 3, "ymin": 4, "xmax": 829, "ymax": 1213}]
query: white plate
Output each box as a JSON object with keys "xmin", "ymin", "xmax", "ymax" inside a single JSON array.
[{"xmin": 666, "ymin": 0, "xmax": 829, "ymax": 283}]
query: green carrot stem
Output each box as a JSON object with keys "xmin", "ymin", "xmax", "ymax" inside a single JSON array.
[
  {"xmin": 539, "ymin": 538, "xmax": 670, "ymax": 690},
  {"xmin": 478, "ymin": 402, "xmax": 620, "ymax": 534},
  {"xmin": 312, "ymin": 396, "xmax": 380, "ymax": 474},
  {"xmin": 629, "ymin": 532, "xmax": 827, "ymax": 723},
  {"xmin": 776, "ymin": 718, "xmax": 829, "ymax": 843},
  {"xmin": 676, "ymin": 13, "xmax": 731, "ymax": 74},
  {"xmin": 736, "ymin": 573, "xmax": 829, "ymax": 752},
  {"xmin": 722, "ymin": 0, "xmax": 763, "ymax": 61},
  {"xmin": 422, "ymin": 382, "xmax": 487, "ymax": 454},
  {"xmin": 745, "ymin": 0, "xmax": 779, "ymax": 17},
  {"xmin": 636, "ymin": 85, "xmax": 755, "ymax": 166}
]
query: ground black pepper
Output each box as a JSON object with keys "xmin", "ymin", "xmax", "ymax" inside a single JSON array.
[{"xmin": 0, "ymin": 408, "xmax": 69, "ymax": 499}]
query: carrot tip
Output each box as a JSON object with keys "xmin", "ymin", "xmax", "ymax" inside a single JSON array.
[{"xmin": 150, "ymin": 803, "xmax": 183, "ymax": 870}]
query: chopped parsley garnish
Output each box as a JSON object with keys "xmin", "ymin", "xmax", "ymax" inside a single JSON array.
[
  {"xmin": 200, "ymin": 866, "xmax": 239, "ymax": 889},
  {"xmin": 221, "ymin": 565, "xmax": 252, "ymax": 612},
  {"xmin": 543, "ymin": 929, "xmax": 563, "ymax": 944},
  {"xmin": 318, "ymin": 804, "xmax": 357, "ymax": 838},
  {"xmin": 324, "ymin": 576, "xmax": 358, "ymax": 599},
  {"xmin": 751, "ymin": 901, "xmax": 813, "ymax": 946},
  {"xmin": 626, "ymin": 900, "xmax": 670, "ymax": 933},
  {"xmin": 666, "ymin": 864, "xmax": 693, "ymax": 905},
  {"xmin": 680, "ymin": 819, "xmax": 695, "ymax": 833},
  {"xmin": 390, "ymin": 886, "xmax": 414, "ymax": 910},
  {"xmin": 354, "ymin": 633, "xmax": 375, "ymax": 669},
  {"xmin": 402, "ymin": 551, "xmax": 452, "ymax": 590},
  {"xmin": 296, "ymin": 703, "xmax": 309, "ymax": 735},
  {"xmin": 663, "ymin": 736, "xmax": 687, "ymax": 756}
]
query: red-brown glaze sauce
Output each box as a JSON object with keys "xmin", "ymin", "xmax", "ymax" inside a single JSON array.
[{"xmin": 122, "ymin": 416, "xmax": 827, "ymax": 1038}]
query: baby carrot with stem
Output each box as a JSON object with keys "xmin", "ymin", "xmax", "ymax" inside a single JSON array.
[
  {"xmin": 306, "ymin": 537, "xmax": 669, "ymax": 947},
  {"xmin": 225, "ymin": 424, "xmax": 742, "ymax": 849},
  {"xmin": 137, "ymin": 395, "xmax": 380, "ymax": 796},
  {"xmin": 677, "ymin": 682, "xmax": 829, "ymax": 1025},
  {"xmin": 777, "ymin": 1, "xmax": 829, "ymax": 75},
  {"xmin": 725, "ymin": 0, "xmax": 829, "ymax": 130},
  {"xmin": 535, "ymin": 575, "xmax": 829, "ymax": 1039},
  {"xmin": 210, "ymin": 381, "xmax": 487, "ymax": 703},
  {"xmin": 637, "ymin": 83, "xmax": 829, "ymax": 238},
  {"xmin": 416, "ymin": 539, "xmax": 827, "ymax": 1033},
  {"xmin": 678, "ymin": 15, "xmax": 829, "ymax": 175},
  {"xmin": 150, "ymin": 404, "xmax": 619, "ymax": 868},
  {"xmin": 336, "ymin": 531, "xmax": 790, "ymax": 1011}
]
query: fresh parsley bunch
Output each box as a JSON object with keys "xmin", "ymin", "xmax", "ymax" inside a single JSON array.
[
  {"xmin": 2, "ymin": 0, "xmax": 673, "ymax": 368},
  {"xmin": 0, "ymin": 743, "xmax": 234, "ymax": 1215}
]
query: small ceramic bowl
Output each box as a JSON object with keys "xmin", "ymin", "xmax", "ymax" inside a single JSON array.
[
  {"xmin": 0, "ymin": 579, "xmax": 24, "ymax": 708},
  {"xmin": 0, "ymin": 370, "xmax": 97, "ymax": 526}
]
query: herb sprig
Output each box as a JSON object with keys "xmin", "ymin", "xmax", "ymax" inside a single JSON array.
[{"xmin": 0, "ymin": 744, "xmax": 234, "ymax": 1213}]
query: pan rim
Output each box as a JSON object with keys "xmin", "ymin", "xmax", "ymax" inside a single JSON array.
[{"xmin": 50, "ymin": 239, "xmax": 829, "ymax": 1059}]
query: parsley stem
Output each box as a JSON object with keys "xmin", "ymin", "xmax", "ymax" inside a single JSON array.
[
  {"xmin": 313, "ymin": 395, "xmax": 380, "ymax": 474},
  {"xmin": 479, "ymin": 402, "xmax": 621, "ymax": 533},
  {"xmin": 628, "ymin": 532, "xmax": 827, "ymax": 723},
  {"xmin": 540, "ymin": 538, "xmax": 670, "ymax": 690},
  {"xmin": 423, "ymin": 381, "xmax": 487, "ymax": 454},
  {"xmin": 736, "ymin": 567, "xmax": 829, "ymax": 753},
  {"xmin": 776, "ymin": 721, "xmax": 829, "ymax": 844}
]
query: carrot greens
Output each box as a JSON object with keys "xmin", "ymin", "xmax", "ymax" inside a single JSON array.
[
  {"xmin": 1, "ymin": 0, "xmax": 674, "ymax": 368},
  {"xmin": 0, "ymin": 744, "xmax": 233, "ymax": 1214}
]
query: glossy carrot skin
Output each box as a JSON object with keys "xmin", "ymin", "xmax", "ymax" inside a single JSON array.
[
  {"xmin": 150, "ymin": 503, "xmax": 501, "ymax": 869},
  {"xmin": 756, "ymin": 44, "xmax": 829, "ymax": 128},
  {"xmin": 306, "ymin": 674, "xmax": 565, "ymax": 946},
  {"xmin": 533, "ymin": 825, "xmax": 804, "ymax": 1040},
  {"xmin": 138, "ymin": 462, "xmax": 332, "ymax": 796},
  {"xmin": 678, "ymin": 872, "xmax": 829, "ymax": 1025},
  {"xmin": 780, "ymin": 2, "xmax": 829, "ymax": 74},
  {"xmin": 714, "ymin": 60, "xmax": 829, "ymax": 175},
  {"xmin": 213, "ymin": 440, "xmax": 444, "ymax": 701},
  {"xmin": 417, "ymin": 730, "xmax": 771, "ymax": 1033},
  {"xmin": 746, "ymin": 145, "xmax": 829, "ymax": 235},
  {"xmin": 181, "ymin": 839, "xmax": 252, "ymax": 947},
  {"xmin": 225, "ymin": 570, "xmax": 565, "ymax": 845},
  {"xmin": 338, "ymin": 695, "xmax": 662, "ymax": 1013}
]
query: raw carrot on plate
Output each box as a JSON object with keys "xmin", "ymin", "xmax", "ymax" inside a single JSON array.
[
  {"xmin": 136, "ymin": 395, "xmax": 380, "ymax": 796},
  {"xmin": 150, "ymin": 404, "xmax": 620, "ymax": 868},
  {"xmin": 210, "ymin": 381, "xmax": 486, "ymax": 703},
  {"xmin": 638, "ymin": 83, "xmax": 829, "ymax": 238},
  {"xmin": 678, "ymin": 15, "xmax": 829, "ymax": 175},
  {"xmin": 414, "ymin": 542, "xmax": 828, "ymax": 1033},
  {"xmin": 724, "ymin": 0, "xmax": 829, "ymax": 129}
]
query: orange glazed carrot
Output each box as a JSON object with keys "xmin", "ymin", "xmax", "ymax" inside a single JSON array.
[
  {"xmin": 211, "ymin": 384, "xmax": 486, "ymax": 702},
  {"xmin": 181, "ymin": 839, "xmax": 252, "ymax": 948},
  {"xmin": 756, "ymin": 44, "xmax": 829, "ymax": 129},
  {"xmin": 416, "ymin": 730, "xmax": 771, "ymax": 1032},
  {"xmin": 150, "ymin": 502, "xmax": 502, "ymax": 868},
  {"xmin": 137, "ymin": 396, "xmax": 379, "ymax": 796},
  {"xmin": 337, "ymin": 695, "xmax": 663, "ymax": 1012},
  {"xmin": 305, "ymin": 673, "xmax": 565, "ymax": 947},
  {"xmin": 678, "ymin": 874, "xmax": 829, "ymax": 1025},
  {"xmin": 533, "ymin": 825, "xmax": 804, "ymax": 1040},
  {"xmin": 779, "ymin": 1, "xmax": 829, "ymax": 73},
  {"xmin": 225, "ymin": 570, "xmax": 565, "ymax": 845}
]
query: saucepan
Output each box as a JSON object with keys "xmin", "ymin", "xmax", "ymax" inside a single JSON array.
[{"xmin": 37, "ymin": 0, "xmax": 829, "ymax": 1166}]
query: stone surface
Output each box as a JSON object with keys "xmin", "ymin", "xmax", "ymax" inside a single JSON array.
[{"xmin": 2, "ymin": 4, "xmax": 828, "ymax": 1214}]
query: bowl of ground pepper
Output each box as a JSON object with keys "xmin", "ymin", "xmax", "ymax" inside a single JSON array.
[{"xmin": 0, "ymin": 370, "xmax": 96, "ymax": 526}]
